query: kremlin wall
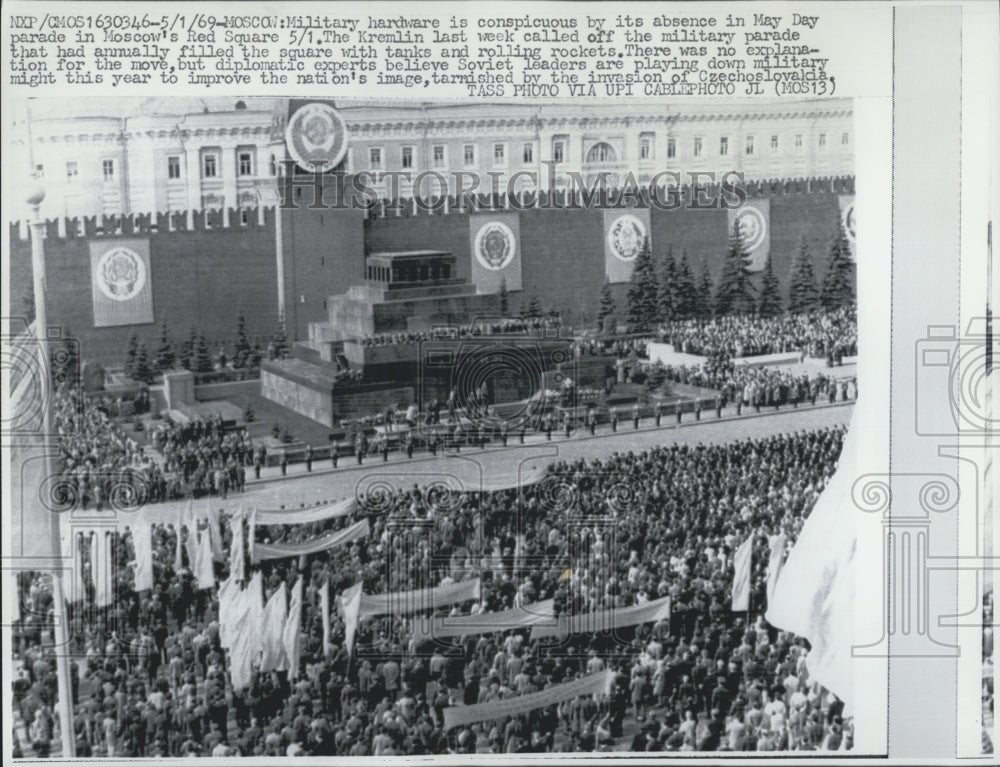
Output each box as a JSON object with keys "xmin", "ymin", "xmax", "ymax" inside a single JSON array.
[{"xmin": 8, "ymin": 174, "xmax": 853, "ymax": 365}]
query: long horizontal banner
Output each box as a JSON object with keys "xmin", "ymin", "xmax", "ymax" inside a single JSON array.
[
  {"xmin": 251, "ymin": 519, "xmax": 369, "ymax": 563},
  {"xmin": 529, "ymin": 596, "xmax": 671, "ymax": 640},
  {"xmin": 359, "ymin": 578, "xmax": 481, "ymax": 618},
  {"xmin": 443, "ymin": 670, "xmax": 615, "ymax": 730},
  {"xmin": 254, "ymin": 497, "xmax": 356, "ymax": 526},
  {"xmin": 411, "ymin": 599, "xmax": 556, "ymax": 644}
]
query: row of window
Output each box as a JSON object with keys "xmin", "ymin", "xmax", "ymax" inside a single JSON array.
[
  {"xmin": 369, "ymin": 142, "xmax": 538, "ymax": 171},
  {"xmin": 38, "ymin": 130, "xmax": 851, "ymax": 185},
  {"xmin": 363, "ymin": 130, "xmax": 850, "ymax": 171},
  {"xmin": 39, "ymin": 149, "xmax": 266, "ymax": 185},
  {"xmin": 40, "ymin": 160, "xmax": 116, "ymax": 183}
]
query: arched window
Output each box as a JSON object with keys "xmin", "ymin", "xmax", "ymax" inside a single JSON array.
[
  {"xmin": 235, "ymin": 100, "xmax": 247, "ymax": 111},
  {"xmin": 586, "ymin": 142, "xmax": 617, "ymax": 163}
]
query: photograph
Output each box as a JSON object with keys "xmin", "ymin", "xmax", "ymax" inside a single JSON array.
[{"xmin": 4, "ymin": 94, "xmax": 863, "ymax": 757}]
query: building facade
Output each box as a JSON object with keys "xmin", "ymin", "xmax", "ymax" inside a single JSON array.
[{"xmin": 8, "ymin": 97, "xmax": 852, "ymax": 223}]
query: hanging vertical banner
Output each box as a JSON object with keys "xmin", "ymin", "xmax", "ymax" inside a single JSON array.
[
  {"xmin": 838, "ymin": 194, "xmax": 857, "ymax": 259},
  {"xmin": 89, "ymin": 239, "xmax": 154, "ymax": 327},
  {"xmin": 320, "ymin": 580, "xmax": 333, "ymax": 657},
  {"xmin": 727, "ymin": 198, "xmax": 771, "ymax": 272},
  {"xmin": 603, "ymin": 207, "xmax": 652, "ymax": 284},
  {"xmin": 131, "ymin": 524, "xmax": 154, "ymax": 593},
  {"xmin": 731, "ymin": 534, "xmax": 754, "ymax": 612},
  {"xmin": 469, "ymin": 212, "xmax": 523, "ymax": 295}
]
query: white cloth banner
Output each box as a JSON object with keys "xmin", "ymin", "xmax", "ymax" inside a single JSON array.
[
  {"xmin": 340, "ymin": 582, "xmax": 363, "ymax": 655},
  {"xmin": 320, "ymin": 581, "xmax": 332, "ymax": 657},
  {"xmin": 443, "ymin": 670, "xmax": 615, "ymax": 730},
  {"xmin": 766, "ymin": 533, "xmax": 788, "ymax": 604},
  {"xmin": 359, "ymin": 578, "xmax": 481, "ymax": 618},
  {"xmin": 412, "ymin": 599, "xmax": 557, "ymax": 645},
  {"xmin": 131, "ymin": 523, "xmax": 154, "ymax": 593},
  {"xmin": 254, "ymin": 497, "xmax": 357, "ymax": 525},
  {"xmin": 93, "ymin": 530, "xmax": 114, "ymax": 608},
  {"xmin": 283, "ymin": 578, "xmax": 304, "ymax": 679},
  {"xmin": 529, "ymin": 596, "xmax": 672, "ymax": 640},
  {"xmin": 259, "ymin": 584, "xmax": 288, "ymax": 673},
  {"xmin": 183, "ymin": 502, "xmax": 199, "ymax": 569},
  {"xmin": 228, "ymin": 511, "xmax": 245, "ymax": 583},
  {"xmin": 731, "ymin": 534, "xmax": 753, "ymax": 612},
  {"xmin": 218, "ymin": 576, "xmax": 244, "ymax": 651},
  {"xmin": 766, "ymin": 413, "xmax": 860, "ymax": 710},
  {"xmin": 228, "ymin": 572, "xmax": 264, "ymax": 691},
  {"xmin": 207, "ymin": 506, "xmax": 225, "ymax": 563},
  {"xmin": 252, "ymin": 519, "xmax": 369, "ymax": 563},
  {"xmin": 195, "ymin": 527, "xmax": 215, "ymax": 591}
]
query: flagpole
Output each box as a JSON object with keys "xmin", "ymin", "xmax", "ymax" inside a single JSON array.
[{"xmin": 28, "ymin": 182, "xmax": 76, "ymax": 758}]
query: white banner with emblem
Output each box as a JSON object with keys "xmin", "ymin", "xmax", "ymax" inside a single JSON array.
[
  {"xmin": 89, "ymin": 239, "xmax": 154, "ymax": 327},
  {"xmin": 603, "ymin": 207, "xmax": 652, "ymax": 284},
  {"xmin": 727, "ymin": 198, "xmax": 771, "ymax": 272},
  {"xmin": 469, "ymin": 213, "xmax": 522, "ymax": 294},
  {"xmin": 838, "ymin": 194, "xmax": 856, "ymax": 259}
]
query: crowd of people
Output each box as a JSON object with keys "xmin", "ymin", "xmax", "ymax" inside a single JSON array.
[
  {"xmin": 13, "ymin": 425, "xmax": 854, "ymax": 756},
  {"xmin": 656, "ymin": 306, "xmax": 858, "ymax": 362},
  {"xmin": 650, "ymin": 357, "xmax": 857, "ymax": 411},
  {"xmin": 150, "ymin": 416, "xmax": 254, "ymax": 500},
  {"xmin": 53, "ymin": 385, "xmax": 256, "ymax": 509},
  {"xmin": 359, "ymin": 317, "xmax": 563, "ymax": 347}
]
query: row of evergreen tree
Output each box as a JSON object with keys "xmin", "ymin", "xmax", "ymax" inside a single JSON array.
[
  {"xmin": 601, "ymin": 219, "xmax": 854, "ymax": 331},
  {"xmin": 124, "ymin": 314, "xmax": 289, "ymax": 383}
]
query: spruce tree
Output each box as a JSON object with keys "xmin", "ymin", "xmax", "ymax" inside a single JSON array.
[
  {"xmin": 51, "ymin": 330, "xmax": 79, "ymax": 387},
  {"xmin": 626, "ymin": 237, "xmax": 659, "ymax": 331},
  {"xmin": 133, "ymin": 343, "xmax": 153, "ymax": 384},
  {"xmin": 787, "ymin": 237, "xmax": 821, "ymax": 314},
  {"xmin": 180, "ymin": 327, "xmax": 197, "ymax": 370},
  {"xmin": 526, "ymin": 292, "xmax": 543, "ymax": 319},
  {"xmin": 820, "ymin": 220, "xmax": 856, "ymax": 310},
  {"xmin": 125, "ymin": 332, "xmax": 140, "ymax": 378},
  {"xmin": 697, "ymin": 262, "xmax": 714, "ymax": 320},
  {"xmin": 674, "ymin": 250, "xmax": 698, "ymax": 320},
  {"xmin": 194, "ymin": 335, "xmax": 215, "ymax": 373},
  {"xmin": 272, "ymin": 321, "xmax": 289, "ymax": 359},
  {"xmin": 233, "ymin": 312, "xmax": 252, "ymax": 368},
  {"xmin": 597, "ymin": 279, "xmax": 616, "ymax": 329},
  {"xmin": 756, "ymin": 257, "xmax": 784, "ymax": 317},
  {"xmin": 713, "ymin": 220, "xmax": 757, "ymax": 317},
  {"xmin": 656, "ymin": 246, "xmax": 676, "ymax": 323},
  {"xmin": 497, "ymin": 277, "xmax": 510, "ymax": 316},
  {"xmin": 155, "ymin": 321, "xmax": 176, "ymax": 372}
]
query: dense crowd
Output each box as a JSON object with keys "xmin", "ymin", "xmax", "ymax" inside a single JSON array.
[
  {"xmin": 656, "ymin": 306, "xmax": 857, "ymax": 361},
  {"xmin": 53, "ymin": 386, "xmax": 255, "ymax": 508},
  {"xmin": 13, "ymin": 425, "xmax": 853, "ymax": 756},
  {"xmin": 359, "ymin": 317, "xmax": 562, "ymax": 347},
  {"xmin": 649, "ymin": 357, "xmax": 857, "ymax": 410}
]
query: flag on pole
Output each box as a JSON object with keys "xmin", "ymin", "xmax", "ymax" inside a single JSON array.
[
  {"xmin": 173, "ymin": 521, "xmax": 183, "ymax": 572},
  {"xmin": 340, "ymin": 582, "xmax": 363, "ymax": 655},
  {"xmin": 320, "ymin": 580, "xmax": 332, "ymax": 657},
  {"xmin": 283, "ymin": 578, "xmax": 304, "ymax": 678},
  {"xmin": 766, "ymin": 418, "xmax": 860, "ymax": 710},
  {"xmin": 195, "ymin": 527, "xmax": 215, "ymax": 590},
  {"xmin": 259, "ymin": 583, "xmax": 288, "ymax": 672},
  {"xmin": 731, "ymin": 533, "xmax": 753, "ymax": 612},
  {"xmin": 229, "ymin": 572, "xmax": 264, "ymax": 691},
  {"xmin": 766, "ymin": 533, "xmax": 788, "ymax": 604},
  {"xmin": 93, "ymin": 530, "xmax": 114, "ymax": 607},
  {"xmin": 131, "ymin": 523, "xmax": 154, "ymax": 593},
  {"xmin": 206, "ymin": 504, "xmax": 225, "ymax": 563},
  {"xmin": 228, "ymin": 511, "xmax": 245, "ymax": 584},
  {"xmin": 184, "ymin": 502, "xmax": 199, "ymax": 567}
]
